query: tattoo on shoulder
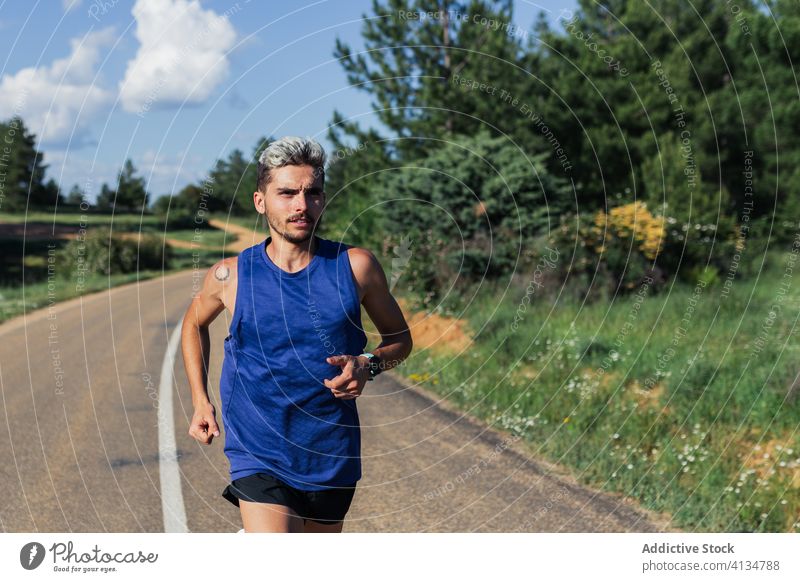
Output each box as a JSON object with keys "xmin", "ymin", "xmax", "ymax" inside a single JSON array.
[{"xmin": 214, "ymin": 265, "xmax": 231, "ymax": 282}]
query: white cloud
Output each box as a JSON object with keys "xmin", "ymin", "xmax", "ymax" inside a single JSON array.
[
  {"xmin": 0, "ymin": 27, "xmax": 115, "ymax": 145},
  {"xmin": 119, "ymin": 0, "xmax": 237, "ymax": 114}
]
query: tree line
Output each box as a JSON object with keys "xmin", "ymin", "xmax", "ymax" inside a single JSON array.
[
  {"xmin": 323, "ymin": 0, "xmax": 800, "ymax": 301},
  {"xmin": 3, "ymin": 0, "xmax": 798, "ymax": 302},
  {"xmin": 0, "ymin": 114, "xmax": 266, "ymax": 223}
]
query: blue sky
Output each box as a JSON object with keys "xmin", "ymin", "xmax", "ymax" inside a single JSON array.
[{"xmin": 0, "ymin": 0, "xmax": 577, "ymax": 202}]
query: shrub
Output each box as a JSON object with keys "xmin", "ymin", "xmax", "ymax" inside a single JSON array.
[
  {"xmin": 547, "ymin": 201, "xmax": 669, "ymax": 299},
  {"xmin": 378, "ymin": 131, "xmax": 572, "ymax": 303},
  {"xmin": 58, "ymin": 228, "xmax": 171, "ymax": 277}
]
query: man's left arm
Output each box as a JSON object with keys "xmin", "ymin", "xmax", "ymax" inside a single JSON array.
[
  {"xmin": 324, "ymin": 248, "xmax": 413, "ymax": 398},
  {"xmin": 353, "ymin": 247, "xmax": 413, "ymax": 373}
]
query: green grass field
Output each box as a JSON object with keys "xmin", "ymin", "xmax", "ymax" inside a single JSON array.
[
  {"xmin": 0, "ymin": 210, "xmax": 164, "ymax": 231},
  {"xmin": 164, "ymin": 228, "xmax": 231, "ymax": 247},
  {"xmin": 392, "ymin": 248, "xmax": 800, "ymax": 532},
  {"xmin": 0, "ymin": 245, "xmax": 222, "ymax": 324},
  {"xmin": 0, "ymin": 210, "xmax": 228, "ymax": 323},
  {"xmin": 211, "ymin": 213, "xmax": 262, "ymax": 231}
]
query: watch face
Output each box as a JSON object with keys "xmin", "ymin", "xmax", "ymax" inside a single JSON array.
[{"xmin": 368, "ymin": 355, "xmax": 383, "ymax": 375}]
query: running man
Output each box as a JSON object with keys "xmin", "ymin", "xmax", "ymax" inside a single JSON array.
[{"xmin": 181, "ymin": 136, "xmax": 413, "ymax": 533}]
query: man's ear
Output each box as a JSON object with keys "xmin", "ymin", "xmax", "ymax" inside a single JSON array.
[{"xmin": 253, "ymin": 190, "xmax": 265, "ymax": 213}]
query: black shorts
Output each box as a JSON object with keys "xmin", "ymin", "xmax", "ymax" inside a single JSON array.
[{"xmin": 222, "ymin": 472, "xmax": 357, "ymax": 524}]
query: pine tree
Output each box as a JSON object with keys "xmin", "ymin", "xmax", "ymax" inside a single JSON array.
[
  {"xmin": 95, "ymin": 183, "xmax": 115, "ymax": 211},
  {"xmin": 65, "ymin": 184, "xmax": 86, "ymax": 206},
  {"xmin": 0, "ymin": 116, "xmax": 49, "ymax": 211},
  {"xmin": 332, "ymin": 0, "xmax": 529, "ymax": 158},
  {"xmin": 114, "ymin": 159, "xmax": 149, "ymax": 212},
  {"xmin": 209, "ymin": 143, "xmax": 263, "ymax": 215}
]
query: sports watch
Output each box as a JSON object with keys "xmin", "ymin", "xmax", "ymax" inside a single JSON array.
[{"xmin": 359, "ymin": 352, "xmax": 383, "ymax": 381}]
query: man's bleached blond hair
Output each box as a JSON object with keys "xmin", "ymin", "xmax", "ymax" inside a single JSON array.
[{"xmin": 257, "ymin": 136, "xmax": 326, "ymax": 192}]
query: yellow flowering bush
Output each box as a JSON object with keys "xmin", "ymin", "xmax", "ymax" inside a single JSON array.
[
  {"xmin": 547, "ymin": 201, "xmax": 669, "ymax": 298},
  {"xmin": 589, "ymin": 201, "xmax": 666, "ymax": 261}
]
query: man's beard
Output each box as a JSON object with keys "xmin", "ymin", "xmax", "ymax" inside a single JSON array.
[{"xmin": 265, "ymin": 211, "xmax": 321, "ymax": 244}]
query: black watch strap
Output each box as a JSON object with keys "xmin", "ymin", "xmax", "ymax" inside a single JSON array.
[{"xmin": 360, "ymin": 352, "xmax": 383, "ymax": 381}]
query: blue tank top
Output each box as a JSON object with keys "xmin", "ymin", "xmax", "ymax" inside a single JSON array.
[{"xmin": 219, "ymin": 235, "xmax": 368, "ymax": 490}]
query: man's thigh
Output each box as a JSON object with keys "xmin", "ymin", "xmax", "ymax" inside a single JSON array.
[{"xmin": 239, "ymin": 500, "xmax": 305, "ymax": 533}]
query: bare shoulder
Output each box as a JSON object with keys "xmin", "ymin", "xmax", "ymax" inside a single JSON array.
[
  {"xmin": 347, "ymin": 245, "xmax": 377, "ymax": 271},
  {"xmin": 210, "ymin": 256, "xmax": 238, "ymax": 284},
  {"xmin": 346, "ymin": 246, "xmax": 408, "ymax": 335},
  {"xmin": 201, "ymin": 256, "xmax": 238, "ymax": 313},
  {"xmin": 346, "ymin": 246, "xmax": 383, "ymax": 280},
  {"xmin": 346, "ymin": 246, "xmax": 385, "ymax": 303}
]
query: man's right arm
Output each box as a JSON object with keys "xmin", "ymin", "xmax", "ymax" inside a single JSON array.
[{"xmin": 181, "ymin": 259, "xmax": 230, "ymax": 445}]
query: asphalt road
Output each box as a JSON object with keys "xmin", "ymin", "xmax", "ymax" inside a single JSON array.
[{"xmin": 0, "ymin": 269, "xmax": 672, "ymax": 532}]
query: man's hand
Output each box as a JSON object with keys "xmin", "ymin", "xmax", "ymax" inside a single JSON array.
[
  {"xmin": 189, "ymin": 401, "xmax": 220, "ymax": 444},
  {"xmin": 324, "ymin": 355, "xmax": 370, "ymax": 399}
]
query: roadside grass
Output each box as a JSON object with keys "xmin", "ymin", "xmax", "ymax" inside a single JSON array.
[
  {"xmin": 0, "ymin": 230, "xmax": 223, "ymax": 325},
  {"xmin": 0, "ymin": 210, "xmax": 228, "ymax": 239},
  {"xmin": 0, "ymin": 210, "xmax": 163, "ymax": 231},
  {"xmin": 0, "ymin": 270, "xmax": 166, "ymax": 322},
  {"xmin": 211, "ymin": 214, "xmax": 262, "ymax": 230},
  {"xmin": 387, "ymin": 248, "xmax": 800, "ymax": 532},
  {"xmin": 162, "ymin": 228, "xmax": 230, "ymax": 247}
]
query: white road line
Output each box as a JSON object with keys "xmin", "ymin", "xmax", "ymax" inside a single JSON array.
[{"xmin": 159, "ymin": 317, "xmax": 188, "ymax": 532}]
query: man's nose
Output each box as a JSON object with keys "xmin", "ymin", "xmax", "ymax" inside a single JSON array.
[{"xmin": 295, "ymin": 192, "xmax": 314, "ymax": 212}]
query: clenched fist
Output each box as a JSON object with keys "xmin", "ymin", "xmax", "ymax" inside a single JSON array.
[{"xmin": 189, "ymin": 401, "xmax": 220, "ymax": 445}]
